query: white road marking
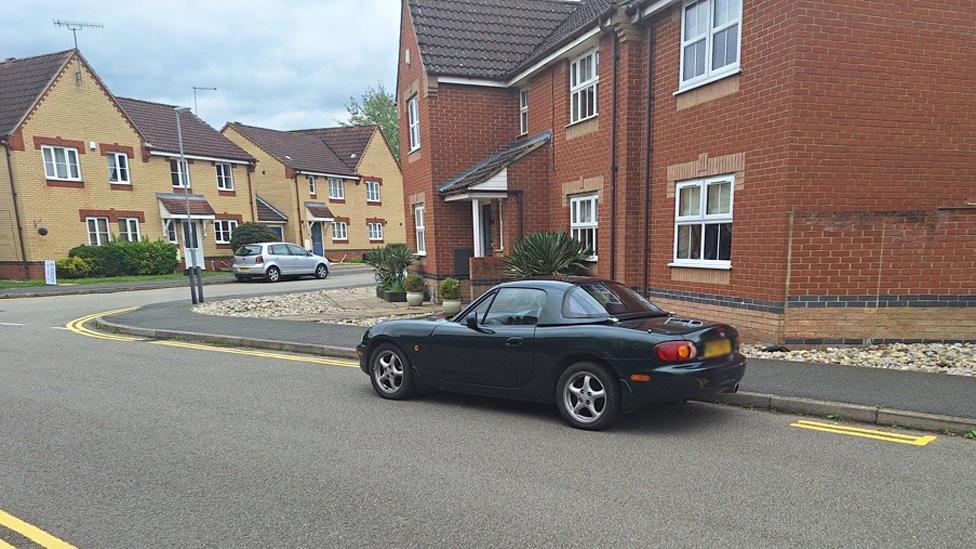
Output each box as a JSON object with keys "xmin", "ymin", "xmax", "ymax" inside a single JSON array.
[
  {"xmin": 50, "ymin": 326, "xmax": 72, "ymax": 330},
  {"xmin": 0, "ymin": 322, "xmax": 25, "ymax": 326}
]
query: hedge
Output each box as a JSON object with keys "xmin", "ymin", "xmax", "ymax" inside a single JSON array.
[{"xmin": 68, "ymin": 240, "xmax": 180, "ymax": 277}]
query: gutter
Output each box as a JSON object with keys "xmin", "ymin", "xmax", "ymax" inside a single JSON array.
[
  {"xmin": 2, "ymin": 140, "xmax": 30, "ymax": 279},
  {"xmin": 293, "ymin": 174, "xmax": 305, "ymax": 244},
  {"xmin": 641, "ymin": 23, "xmax": 656, "ymax": 295},
  {"xmin": 608, "ymin": 29, "xmax": 620, "ymax": 280}
]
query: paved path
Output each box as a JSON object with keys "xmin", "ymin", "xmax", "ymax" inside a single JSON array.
[{"xmin": 0, "ymin": 283, "xmax": 974, "ymax": 547}]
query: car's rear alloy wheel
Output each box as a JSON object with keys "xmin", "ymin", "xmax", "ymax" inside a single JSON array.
[
  {"xmin": 370, "ymin": 344, "xmax": 414, "ymax": 400},
  {"xmin": 315, "ymin": 264, "xmax": 329, "ymax": 279},
  {"xmin": 266, "ymin": 266, "xmax": 281, "ymax": 282},
  {"xmin": 557, "ymin": 362, "xmax": 620, "ymax": 430}
]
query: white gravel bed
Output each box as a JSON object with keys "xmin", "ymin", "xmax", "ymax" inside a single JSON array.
[
  {"xmin": 194, "ymin": 287, "xmax": 375, "ymax": 318},
  {"xmin": 742, "ymin": 342, "xmax": 976, "ymax": 377}
]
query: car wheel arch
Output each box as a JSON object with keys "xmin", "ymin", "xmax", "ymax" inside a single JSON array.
[
  {"xmin": 365, "ymin": 337, "xmax": 426, "ymax": 387},
  {"xmin": 549, "ymin": 352, "xmax": 615, "ymax": 396}
]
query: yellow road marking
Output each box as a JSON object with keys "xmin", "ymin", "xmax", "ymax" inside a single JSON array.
[
  {"xmin": 65, "ymin": 308, "xmax": 142, "ymax": 342},
  {"xmin": 0, "ymin": 509, "xmax": 78, "ymax": 549},
  {"xmin": 0, "ymin": 539, "xmax": 16, "ymax": 549},
  {"xmin": 790, "ymin": 420, "xmax": 937, "ymax": 446}
]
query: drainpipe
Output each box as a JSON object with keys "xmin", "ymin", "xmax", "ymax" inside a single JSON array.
[
  {"xmin": 293, "ymin": 174, "xmax": 304, "ymax": 244},
  {"xmin": 641, "ymin": 24, "xmax": 656, "ymax": 296},
  {"xmin": 609, "ymin": 29, "xmax": 620, "ymax": 280},
  {"xmin": 2, "ymin": 141, "xmax": 30, "ymax": 279},
  {"xmin": 245, "ymin": 165, "xmax": 256, "ymax": 222}
]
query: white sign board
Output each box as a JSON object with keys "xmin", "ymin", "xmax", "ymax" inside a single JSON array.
[{"xmin": 44, "ymin": 260, "xmax": 57, "ymax": 286}]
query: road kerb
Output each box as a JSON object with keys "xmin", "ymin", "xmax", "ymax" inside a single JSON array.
[
  {"xmin": 95, "ymin": 315, "xmax": 359, "ymax": 360},
  {"xmin": 699, "ymin": 391, "xmax": 976, "ymax": 435}
]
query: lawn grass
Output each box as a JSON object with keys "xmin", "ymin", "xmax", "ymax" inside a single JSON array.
[{"xmin": 0, "ymin": 271, "xmax": 230, "ymax": 290}]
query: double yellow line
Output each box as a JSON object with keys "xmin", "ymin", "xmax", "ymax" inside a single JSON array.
[
  {"xmin": 791, "ymin": 419, "xmax": 937, "ymax": 446},
  {"xmin": 65, "ymin": 309, "xmax": 358, "ymax": 368},
  {"xmin": 0, "ymin": 508, "xmax": 78, "ymax": 549},
  {"xmin": 65, "ymin": 308, "xmax": 142, "ymax": 342}
]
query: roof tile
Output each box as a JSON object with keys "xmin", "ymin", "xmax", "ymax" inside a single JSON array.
[
  {"xmin": 291, "ymin": 125, "xmax": 376, "ymax": 171},
  {"xmin": 438, "ymin": 130, "xmax": 552, "ymax": 194},
  {"xmin": 0, "ymin": 50, "xmax": 74, "ymax": 137},
  {"xmin": 228, "ymin": 122, "xmax": 357, "ymax": 177}
]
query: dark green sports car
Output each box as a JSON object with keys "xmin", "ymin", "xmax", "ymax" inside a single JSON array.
[{"xmin": 357, "ymin": 277, "xmax": 746, "ymax": 430}]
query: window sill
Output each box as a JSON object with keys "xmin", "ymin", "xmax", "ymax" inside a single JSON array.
[
  {"xmin": 46, "ymin": 179, "xmax": 85, "ymax": 188},
  {"xmin": 408, "ymin": 147, "xmax": 421, "ymax": 155},
  {"xmin": 668, "ymin": 262, "xmax": 731, "ymax": 271},
  {"xmin": 674, "ymin": 68, "xmax": 741, "ymax": 96},
  {"xmin": 328, "ymin": 198, "xmax": 345, "ymax": 204},
  {"xmin": 332, "ymin": 239, "xmax": 349, "ymax": 243},
  {"xmin": 367, "ymin": 201, "xmax": 382, "ymax": 206},
  {"xmin": 566, "ymin": 114, "xmax": 599, "ymax": 128},
  {"xmin": 415, "ymin": 251, "xmax": 427, "ymax": 257}
]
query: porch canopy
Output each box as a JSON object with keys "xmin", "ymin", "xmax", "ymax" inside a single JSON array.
[
  {"xmin": 437, "ymin": 130, "xmax": 551, "ymax": 257},
  {"xmin": 304, "ymin": 201, "xmax": 335, "ymax": 223},
  {"xmin": 157, "ymin": 192, "xmax": 216, "ymax": 220}
]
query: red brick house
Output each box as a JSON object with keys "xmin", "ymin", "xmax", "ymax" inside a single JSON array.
[{"xmin": 397, "ymin": 0, "xmax": 975, "ymax": 344}]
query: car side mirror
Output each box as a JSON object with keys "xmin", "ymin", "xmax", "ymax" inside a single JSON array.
[
  {"xmin": 465, "ymin": 312, "xmax": 479, "ymax": 330},
  {"xmin": 306, "ymin": 250, "xmax": 313, "ymax": 256}
]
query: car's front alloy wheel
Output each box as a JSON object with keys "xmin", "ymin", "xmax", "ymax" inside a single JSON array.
[
  {"xmin": 369, "ymin": 344, "xmax": 414, "ymax": 400},
  {"xmin": 557, "ymin": 362, "xmax": 620, "ymax": 430},
  {"xmin": 315, "ymin": 264, "xmax": 329, "ymax": 279}
]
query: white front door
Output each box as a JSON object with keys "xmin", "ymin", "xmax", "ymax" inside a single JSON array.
[{"xmin": 181, "ymin": 221, "xmax": 205, "ymax": 270}]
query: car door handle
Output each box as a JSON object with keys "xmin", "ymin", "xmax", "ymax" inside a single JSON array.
[{"xmin": 505, "ymin": 337, "xmax": 525, "ymax": 348}]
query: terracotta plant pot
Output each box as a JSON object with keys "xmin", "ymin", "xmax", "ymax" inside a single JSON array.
[
  {"xmin": 406, "ymin": 291, "xmax": 424, "ymax": 306},
  {"xmin": 442, "ymin": 299, "xmax": 462, "ymax": 315}
]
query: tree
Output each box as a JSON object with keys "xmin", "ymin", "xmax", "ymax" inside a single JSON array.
[
  {"xmin": 229, "ymin": 222, "xmax": 279, "ymax": 253},
  {"xmin": 342, "ymin": 84, "xmax": 400, "ymax": 161}
]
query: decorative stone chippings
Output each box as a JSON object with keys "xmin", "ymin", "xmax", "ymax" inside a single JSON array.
[{"xmin": 742, "ymin": 342, "xmax": 976, "ymax": 377}]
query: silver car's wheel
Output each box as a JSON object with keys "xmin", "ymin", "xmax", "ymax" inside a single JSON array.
[
  {"xmin": 266, "ymin": 266, "xmax": 281, "ymax": 282},
  {"xmin": 315, "ymin": 264, "xmax": 329, "ymax": 279},
  {"xmin": 562, "ymin": 371, "xmax": 608, "ymax": 424},
  {"xmin": 373, "ymin": 350, "xmax": 403, "ymax": 394}
]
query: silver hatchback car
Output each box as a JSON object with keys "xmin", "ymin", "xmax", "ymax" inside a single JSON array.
[{"xmin": 232, "ymin": 242, "xmax": 331, "ymax": 282}]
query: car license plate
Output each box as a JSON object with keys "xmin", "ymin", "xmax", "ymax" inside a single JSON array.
[
  {"xmin": 238, "ymin": 267, "xmax": 250, "ymax": 272},
  {"xmin": 704, "ymin": 339, "xmax": 732, "ymax": 359}
]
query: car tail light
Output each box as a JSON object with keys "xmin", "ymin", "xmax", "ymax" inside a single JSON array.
[
  {"xmin": 255, "ymin": 255, "xmax": 264, "ymax": 264},
  {"xmin": 654, "ymin": 341, "xmax": 698, "ymax": 363}
]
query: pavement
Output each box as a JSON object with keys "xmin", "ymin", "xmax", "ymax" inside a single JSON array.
[
  {"xmin": 98, "ymin": 299, "xmax": 976, "ymax": 432},
  {"xmin": 1, "ymin": 272, "xmax": 974, "ymax": 547}
]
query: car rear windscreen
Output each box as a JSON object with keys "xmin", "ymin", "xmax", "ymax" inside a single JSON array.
[{"xmin": 236, "ymin": 244, "xmax": 262, "ymax": 256}]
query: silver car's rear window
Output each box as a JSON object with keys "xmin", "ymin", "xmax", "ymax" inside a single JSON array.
[{"xmin": 236, "ymin": 244, "xmax": 263, "ymax": 256}]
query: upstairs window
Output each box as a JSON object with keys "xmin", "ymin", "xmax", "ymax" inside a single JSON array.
[
  {"xmin": 365, "ymin": 180, "xmax": 381, "ymax": 202},
  {"xmin": 570, "ymin": 194, "xmax": 598, "ymax": 260},
  {"xmin": 519, "ymin": 89, "xmax": 529, "ymax": 135},
  {"xmin": 407, "ymin": 95, "xmax": 420, "ymax": 152},
  {"xmin": 328, "ymin": 177, "xmax": 344, "ymax": 200},
  {"xmin": 680, "ymin": 0, "xmax": 741, "ymax": 88},
  {"xmin": 118, "ymin": 217, "xmax": 140, "ymax": 242},
  {"xmin": 569, "ymin": 49, "xmax": 599, "ymax": 124},
  {"xmin": 307, "ymin": 176, "xmax": 316, "ymax": 195},
  {"xmin": 42, "ymin": 145, "xmax": 81, "ymax": 181},
  {"xmin": 107, "ymin": 152, "xmax": 130, "ymax": 184},
  {"xmin": 215, "ymin": 163, "xmax": 234, "ymax": 191},
  {"xmin": 674, "ymin": 175, "xmax": 734, "ymax": 268},
  {"xmin": 170, "ymin": 159, "xmax": 189, "ymax": 188}
]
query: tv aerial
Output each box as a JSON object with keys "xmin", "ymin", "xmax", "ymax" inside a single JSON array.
[{"xmin": 53, "ymin": 19, "xmax": 103, "ymax": 50}]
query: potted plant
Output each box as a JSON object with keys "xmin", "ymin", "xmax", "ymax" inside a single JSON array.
[
  {"xmin": 364, "ymin": 244, "xmax": 417, "ymax": 302},
  {"xmin": 404, "ymin": 273, "xmax": 426, "ymax": 306},
  {"xmin": 440, "ymin": 277, "xmax": 462, "ymax": 314}
]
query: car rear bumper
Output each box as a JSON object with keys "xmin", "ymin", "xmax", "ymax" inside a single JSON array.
[
  {"xmin": 231, "ymin": 264, "xmax": 265, "ymax": 276},
  {"xmin": 617, "ymin": 354, "xmax": 747, "ymax": 413}
]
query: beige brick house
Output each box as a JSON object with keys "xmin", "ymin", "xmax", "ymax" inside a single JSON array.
[
  {"xmin": 223, "ymin": 123, "xmax": 405, "ymax": 260},
  {"xmin": 0, "ymin": 50, "xmax": 256, "ymax": 278}
]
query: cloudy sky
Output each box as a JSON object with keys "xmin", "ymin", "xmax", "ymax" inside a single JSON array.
[{"xmin": 0, "ymin": 0, "xmax": 400, "ymax": 129}]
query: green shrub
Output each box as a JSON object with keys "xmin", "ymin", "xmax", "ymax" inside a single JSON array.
[
  {"xmin": 364, "ymin": 243, "xmax": 416, "ymax": 290},
  {"xmin": 230, "ymin": 222, "xmax": 279, "ymax": 253},
  {"xmin": 404, "ymin": 273, "xmax": 425, "ymax": 292},
  {"xmin": 440, "ymin": 277, "xmax": 460, "ymax": 300},
  {"xmin": 55, "ymin": 256, "xmax": 96, "ymax": 279},
  {"xmin": 502, "ymin": 231, "xmax": 592, "ymax": 277},
  {"xmin": 68, "ymin": 240, "xmax": 179, "ymax": 277}
]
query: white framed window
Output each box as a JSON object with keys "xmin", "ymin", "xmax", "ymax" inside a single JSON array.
[
  {"xmin": 519, "ymin": 89, "xmax": 529, "ymax": 135},
  {"xmin": 328, "ymin": 177, "xmax": 345, "ymax": 200},
  {"xmin": 42, "ymin": 145, "xmax": 81, "ymax": 181},
  {"xmin": 118, "ymin": 217, "xmax": 140, "ymax": 242},
  {"xmin": 107, "ymin": 152, "xmax": 130, "ymax": 184},
  {"xmin": 307, "ymin": 175, "xmax": 316, "ymax": 195},
  {"xmin": 569, "ymin": 48, "xmax": 599, "ymax": 124},
  {"xmin": 368, "ymin": 222, "xmax": 384, "ymax": 241},
  {"xmin": 215, "ymin": 163, "xmax": 234, "ymax": 191},
  {"xmin": 214, "ymin": 219, "xmax": 238, "ymax": 244},
  {"xmin": 164, "ymin": 220, "xmax": 178, "ymax": 243},
  {"xmin": 170, "ymin": 159, "xmax": 189, "ymax": 188},
  {"xmin": 569, "ymin": 194, "xmax": 599, "ymax": 260},
  {"xmin": 365, "ymin": 180, "xmax": 381, "ymax": 202},
  {"xmin": 413, "ymin": 204, "xmax": 426, "ymax": 255},
  {"xmin": 673, "ymin": 174, "xmax": 734, "ymax": 268},
  {"xmin": 332, "ymin": 221, "xmax": 348, "ymax": 241},
  {"xmin": 680, "ymin": 0, "xmax": 741, "ymax": 89},
  {"xmin": 407, "ymin": 94, "xmax": 420, "ymax": 152},
  {"xmin": 86, "ymin": 217, "xmax": 110, "ymax": 246}
]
